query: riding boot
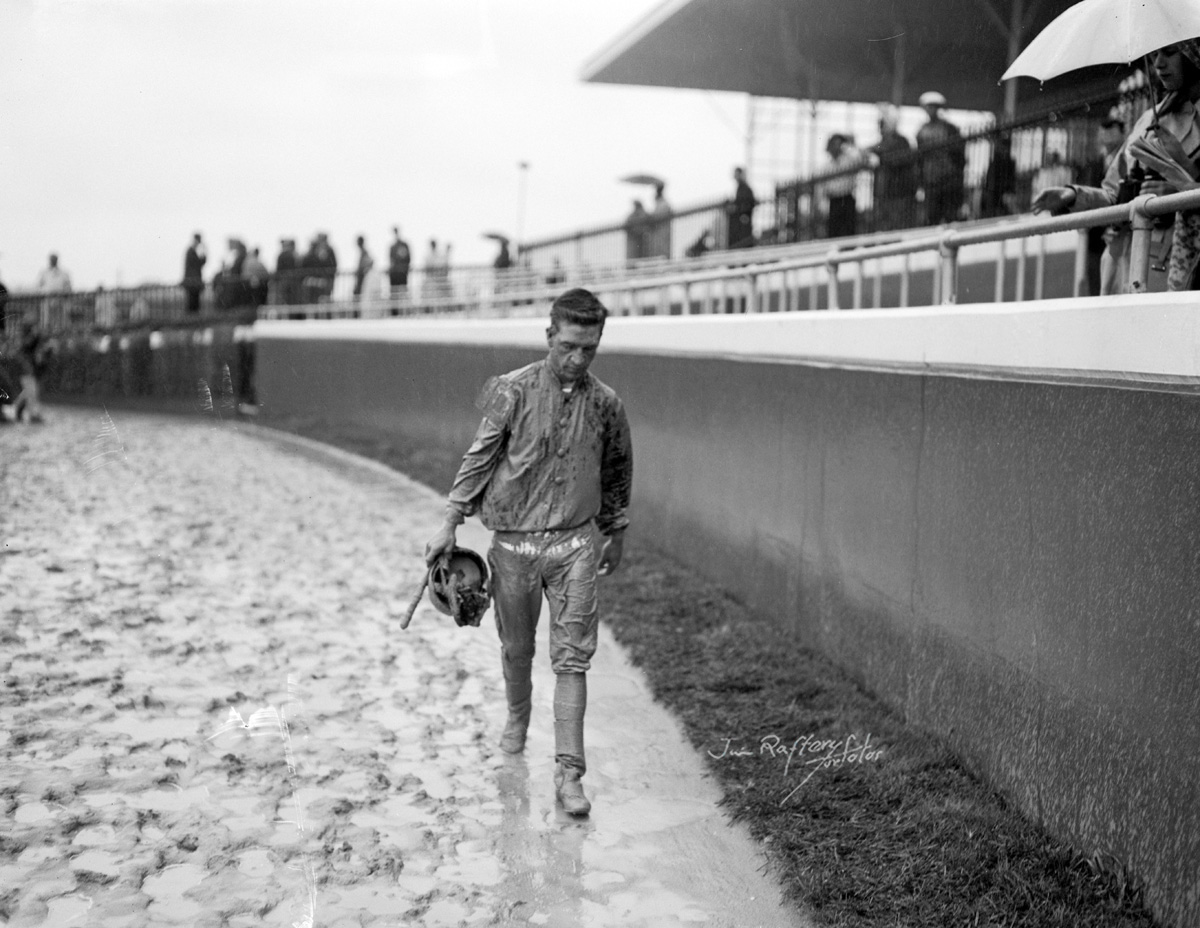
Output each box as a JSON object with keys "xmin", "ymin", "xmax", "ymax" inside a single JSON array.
[
  {"xmin": 553, "ymin": 672, "xmax": 590, "ymax": 814},
  {"xmin": 500, "ymin": 676, "xmax": 533, "ymax": 754}
]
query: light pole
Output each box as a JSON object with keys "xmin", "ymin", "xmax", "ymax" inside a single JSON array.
[{"xmin": 516, "ymin": 161, "xmax": 530, "ymax": 255}]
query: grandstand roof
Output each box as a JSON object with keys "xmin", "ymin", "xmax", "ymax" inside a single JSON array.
[{"xmin": 580, "ymin": 0, "xmax": 1092, "ymax": 113}]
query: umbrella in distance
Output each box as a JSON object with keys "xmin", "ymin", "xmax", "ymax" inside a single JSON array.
[
  {"xmin": 619, "ymin": 173, "xmax": 666, "ymax": 187},
  {"xmin": 481, "ymin": 231, "xmax": 510, "ymax": 242},
  {"xmin": 1002, "ymin": 0, "xmax": 1200, "ymax": 82}
]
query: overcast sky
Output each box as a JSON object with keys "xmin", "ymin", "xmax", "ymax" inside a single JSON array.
[{"xmin": 1, "ymin": 0, "xmax": 750, "ymax": 290}]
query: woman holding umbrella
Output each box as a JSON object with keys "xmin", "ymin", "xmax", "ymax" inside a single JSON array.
[{"xmin": 1032, "ymin": 41, "xmax": 1200, "ymax": 292}]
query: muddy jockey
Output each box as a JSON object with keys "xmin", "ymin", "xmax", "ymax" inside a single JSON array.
[{"xmin": 425, "ymin": 287, "xmax": 633, "ymax": 815}]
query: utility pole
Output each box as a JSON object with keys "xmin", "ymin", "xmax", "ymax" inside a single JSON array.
[{"xmin": 516, "ymin": 161, "xmax": 530, "ymax": 253}]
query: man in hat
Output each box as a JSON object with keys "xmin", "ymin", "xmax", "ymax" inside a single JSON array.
[
  {"xmin": 388, "ymin": 226, "xmax": 411, "ymax": 299},
  {"xmin": 871, "ymin": 104, "xmax": 917, "ymax": 231},
  {"xmin": 424, "ymin": 287, "xmax": 633, "ymax": 816},
  {"xmin": 276, "ymin": 238, "xmax": 301, "ymax": 309},
  {"xmin": 727, "ymin": 166, "xmax": 757, "ymax": 248},
  {"xmin": 182, "ymin": 233, "xmax": 207, "ymax": 314},
  {"xmin": 916, "ymin": 91, "xmax": 966, "ymax": 225},
  {"xmin": 35, "ymin": 253, "xmax": 72, "ymax": 330},
  {"xmin": 1074, "ymin": 113, "xmax": 1128, "ymax": 295}
]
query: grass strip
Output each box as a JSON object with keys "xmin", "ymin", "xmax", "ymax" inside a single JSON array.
[{"xmin": 265, "ymin": 415, "xmax": 1160, "ymax": 928}]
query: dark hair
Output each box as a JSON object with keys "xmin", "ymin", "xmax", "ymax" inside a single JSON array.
[
  {"xmin": 1152, "ymin": 45, "xmax": 1200, "ymax": 92},
  {"xmin": 550, "ymin": 288, "xmax": 608, "ymax": 330}
]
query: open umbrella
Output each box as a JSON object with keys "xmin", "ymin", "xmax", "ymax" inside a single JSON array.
[
  {"xmin": 481, "ymin": 231, "xmax": 510, "ymax": 243},
  {"xmin": 1002, "ymin": 0, "xmax": 1200, "ymax": 82},
  {"xmin": 619, "ymin": 173, "xmax": 665, "ymax": 187}
]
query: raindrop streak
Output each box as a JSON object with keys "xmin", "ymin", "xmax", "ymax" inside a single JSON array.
[
  {"xmin": 220, "ymin": 363, "xmax": 237, "ymax": 414},
  {"xmin": 84, "ymin": 408, "xmax": 128, "ymax": 476},
  {"xmin": 197, "ymin": 378, "xmax": 214, "ymax": 414}
]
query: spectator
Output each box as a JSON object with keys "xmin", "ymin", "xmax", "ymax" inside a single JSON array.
[
  {"xmin": 727, "ymin": 167, "xmax": 757, "ymax": 248},
  {"xmin": 0, "ymin": 349, "xmax": 16, "ymax": 424},
  {"xmin": 824, "ymin": 133, "xmax": 862, "ymax": 239},
  {"xmin": 1033, "ymin": 41, "xmax": 1200, "ymax": 293},
  {"xmin": 388, "ymin": 226, "xmax": 411, "ymax": 297},
  {"xmin": 94, "ymin": 285, "xmax": 118, "ymax": 329},
  {"xmin": 1078, "ymin": 114, "xmax": 1128, "ymax": 295},
  {"xmin": 36, "ymin": 253, "xmax": 72, "ymax": 330},
  {"xmin": 182, "ymin": 233, "xmax": 206, "ymax": 314},
  {"xmin": 214, "ymin": 238, "xmax": 248, "ymax": 310},
  {"xmin": 224, "ymin": 238, "xmax": 247, "ymax": 276},
  {"xmin": 13, "ymin": 319, "xmax": 51, "ymax": 424},
  {"xmin": 353, "ymin": 235, "xmax": 374, "ymax": 299},
  {"xmin": 979, "ymin": 133, "xmax": 1019, "ymax": 218},
  {"xmin": 421, "ymin": 239, "xmax": 451, "ymax": 300},
  {"xmin": 623, "ymin": 201, "xmax": 650, "ymax": 263},
  {"xmin": 302, "ymin": 233, "xmax": 338, "ymax": 303},
  {"xmin": 916, "ymin": 91, "xmax": 966, "ymax": 225},
  {"xmin": 276, "ymin": 238, "xmax": 301, "ymax": 307},
  {"xmin": 649, "ymin": 183, "xmax": 672, "ymax": 258},
  {"xmin": 242, "ymin": 247, "xmax": 269, "ymax": 308},
  {"xmin": 871, "ymin": 104, "xmax": 917, "ymax": 231},
  {"xmin": 493, "ymin": 238, "xmax": 512, "ymax": 271},
  {"xmin": 421, "ymin": 239, "xmax": 439, "ymax": 300},
  {"xmin": 129, "ymin": 295, "xmax": 150, "ymax": 323}
]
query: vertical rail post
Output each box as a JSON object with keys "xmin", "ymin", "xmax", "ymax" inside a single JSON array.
[
  {"xmin": 1015, "ymin": 235, "xmax": 1028, "ymax": 302},
  {"xmin": 1034, "ymin": 234, "xmax": 1046, "ymax": 301},
  {"xmin": 994, "ymin": 239, "xmax": 1006, "ymax": 303},
  {"xmin": 939, "ymin": 234, "xmax": 959, "ymax": 305},
  {"xmin": 1073, "ymin": 228, "xmax": 1089, "ymax": 297},
  {"xmin": 1127, "ymin": 194, "xmax": 1156, "ymax": 294},
  {"xmin": 825, "ymin": 254, "xmax": 840, "ymax": 310}
]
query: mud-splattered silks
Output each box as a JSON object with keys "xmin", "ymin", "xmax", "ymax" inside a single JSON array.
[{"xmin": 446, "ymin": 360, "xmax": 632, "ymax": 536}]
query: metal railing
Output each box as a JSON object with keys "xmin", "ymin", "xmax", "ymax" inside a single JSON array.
[
  {"xmin": 242, "ymin": 189, "xmax": 1199, "ymax": 322},
  {"xmin": 579, "ymin": 188, "xmax": 1200, "ymax": 315},
  {"xmin": 5, "ymin": 189, "xmax": 1195, "ymax": 349}
]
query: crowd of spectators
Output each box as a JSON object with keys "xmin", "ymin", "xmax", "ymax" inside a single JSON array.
[{"xmin": 177, "ymin": 226, "xmax": 431, "ymax": 314}]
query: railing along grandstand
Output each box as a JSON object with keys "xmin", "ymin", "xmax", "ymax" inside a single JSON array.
[
  {"xmin": 260, "ymin": 188, "xmax": 1200, "ymax": 317},
  {"xmin": 4, "ymin": 187, "xmax": 1196, "ymax": 350},
  {"xmin": 519, "ymin": 84, "xmax": 1154, "ymax": 274}
]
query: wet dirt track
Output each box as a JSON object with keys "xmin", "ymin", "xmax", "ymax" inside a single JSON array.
[{"xmin": 0, "ymin": 406, "xmax": 812, "ymax": 928}]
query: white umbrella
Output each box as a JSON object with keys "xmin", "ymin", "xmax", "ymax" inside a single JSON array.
[{"xmin": 1002, "ymin": 0, "xmax": 1200, "ymax": 82}]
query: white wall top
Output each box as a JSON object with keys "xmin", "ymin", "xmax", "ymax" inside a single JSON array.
[{"xmin": 255, "ymin": 292, "xmax": 1200, "ymax": 393}]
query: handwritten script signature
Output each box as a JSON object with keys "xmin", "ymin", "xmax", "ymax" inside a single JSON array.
[{"xmin": 709, "ymin": 734, "xmax": 885, "ymax": 806}]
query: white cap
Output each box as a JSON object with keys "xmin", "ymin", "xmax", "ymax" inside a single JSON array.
[{"xmin": 919, "ymin": 91, "xmax": 947, "ymax": 107}]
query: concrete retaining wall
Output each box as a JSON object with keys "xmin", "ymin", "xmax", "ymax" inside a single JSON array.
[{"xmin": 36, "ymin": 322, "xmax": 256, "ymax": 415}]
